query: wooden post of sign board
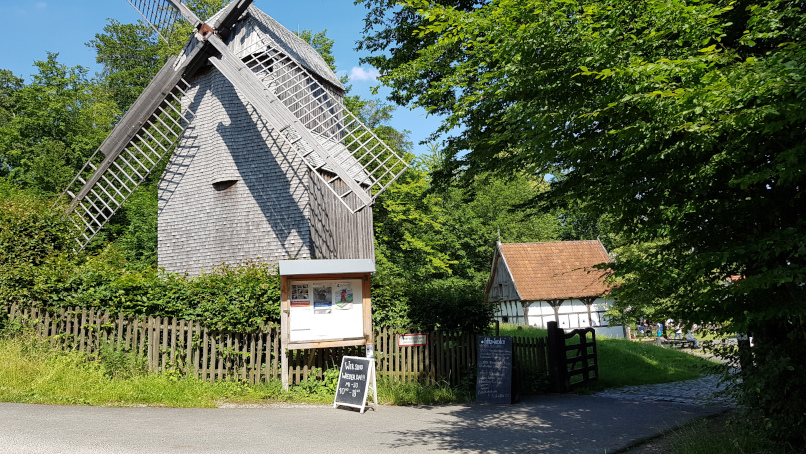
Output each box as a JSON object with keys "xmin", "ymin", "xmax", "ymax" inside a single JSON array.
[
  {"xmin": 281, "ymin": 275, "xmax": 290, "ymax": 390},
  {"xmin": 363, "ymin": 275, "xmax": 373, "ymax": 358}
]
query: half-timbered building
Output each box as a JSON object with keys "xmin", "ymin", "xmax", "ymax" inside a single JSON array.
[{"xmin": 485, "ymin": 240, "xmax": 624, "ymax": 337}]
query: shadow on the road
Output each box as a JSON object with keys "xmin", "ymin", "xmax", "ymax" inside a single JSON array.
[{"xmin": 381, "ymin": 395, "xmax": 725, "ymax": 454}]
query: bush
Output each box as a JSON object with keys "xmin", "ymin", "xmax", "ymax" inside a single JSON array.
[
  {"xmin": 406, "ymin": 276, "xmax": 493, "ymax": 333},
  {"xmin": 0, "ymin": 179, "xmax": 76, "ymax": 266},
  {"xmin": 0, "ymin": 179, "xmax": 77, "ymax": 308},
  {"xmin": 55, "ymin": 257, "xmax": 281, "ymax": 331}
]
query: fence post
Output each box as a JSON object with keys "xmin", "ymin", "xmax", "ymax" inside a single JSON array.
[{"xmin": 546, "ymin": 321, "xmax": 567, "ymax": 393}]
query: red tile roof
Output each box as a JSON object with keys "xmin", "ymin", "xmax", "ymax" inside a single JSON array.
[{"xmin": 499, "ymin": 240, "xmax": 611, "ymax": 301}]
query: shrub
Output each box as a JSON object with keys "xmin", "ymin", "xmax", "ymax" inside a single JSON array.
[{"xmin": 406, "ymin": 276, "xmax": 493, "ymax": 333}]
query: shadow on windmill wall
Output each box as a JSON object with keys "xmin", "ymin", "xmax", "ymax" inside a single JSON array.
[
  {"xmin": 216, "ymin": 89, "xmax": 310, "ymax": 251},
  {"xmin": 157, "ymin": 69, "xmax": 310, "ymax": 275}
]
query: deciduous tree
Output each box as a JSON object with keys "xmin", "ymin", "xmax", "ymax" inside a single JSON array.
[{"xmin": 359, "ymin": 0, "xmax": 806, "ymax": 443}]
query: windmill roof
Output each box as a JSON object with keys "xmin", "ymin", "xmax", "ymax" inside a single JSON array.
[
  {"xmin": 494, "ymin": 240, "xmax": 612, "ymax": 301},
  {"xmin": 235, "ymin": 6, "xmax": 344, "ymax": 91}
]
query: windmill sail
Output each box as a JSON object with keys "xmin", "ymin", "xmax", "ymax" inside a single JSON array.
[
  {"xmin": 57, "ymin": 48, "xmax": 203, "ymax": 250},
  {"xmin": 60, "ymin": 0, "xmax": 409, "ymax": 251},
  {"xmin": 125, "ymin": 0, "xmax": 183, "ymax": 43},
  {"xmin": 220, "ymin": 29, "xmax": 410, "ymax": 213}
]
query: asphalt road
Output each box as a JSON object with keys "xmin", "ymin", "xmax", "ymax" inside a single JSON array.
[{"xmin": 0, "ymin": 394, "xmax": 728, "ymax": 453}]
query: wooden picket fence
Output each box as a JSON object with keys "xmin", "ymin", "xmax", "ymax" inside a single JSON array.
[
  {"xmin": 375, "ymin": 330, "xmax": 479, "ymax": 386},
  {"xmin": 2, "ymin": 305, "xmax": 550, "ymax": 389},
  {"xmin": 512, "ymin": 335, "xmax": 550, "ymax": 393}
]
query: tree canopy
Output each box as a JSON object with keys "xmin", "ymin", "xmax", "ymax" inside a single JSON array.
[{"xmin": 359, "ymin": 0, "xmax": 806, "ymax": 444}]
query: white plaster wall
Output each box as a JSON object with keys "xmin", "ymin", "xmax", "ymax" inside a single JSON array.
[{"xmin": 496, "ymin": 297, "xmax": 622, "ymax": 336}]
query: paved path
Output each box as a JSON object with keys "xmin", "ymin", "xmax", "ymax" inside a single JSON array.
[
  {"xmin": 0, "ymin": 380, "xmax": 731, "ymax": 454},
  {"xmin": 594, "ymin": 375, "xmax": 735, "ymax": 406}
]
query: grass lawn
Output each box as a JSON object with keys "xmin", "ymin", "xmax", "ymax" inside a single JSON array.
[{"xmin": 498, "ymin": 323, "xmax": 719, "ymax": 391}]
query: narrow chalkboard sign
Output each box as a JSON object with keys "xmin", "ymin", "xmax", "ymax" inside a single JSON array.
[
  {"xmin": 476, "ymin": 336, "xmax": 513, "ymax": 404},
  {"xmin": 333, "ymin": 356, "xmax": 377, "ymax": 413}
]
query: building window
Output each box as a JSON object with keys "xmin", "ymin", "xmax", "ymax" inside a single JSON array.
[{"xmin": 212, "ymin": 180, "xmax": 238, "ymax": 191}]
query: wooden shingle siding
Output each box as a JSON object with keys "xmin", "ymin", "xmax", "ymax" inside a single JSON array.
[
  {"xmin": 487, "ymin": 256, "xmax": 520, "ymax": 302},
  {"xmin": 158, "ymin": 68, "xmax": 313, "ymax": 275},
  {"xmin": 308, "ymin": 174, "xmax": 375, "ymax": 260},
  {"xmin": 157, "ymin": 7, "xmax": 378, "ymax": 275},
  {"xmin": 229, "ymin": 8, "xmax": 345, "ymax": 91}
]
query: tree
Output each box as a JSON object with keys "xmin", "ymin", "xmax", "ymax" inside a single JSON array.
[
  {"xmin": 371, "ymin": 146, "xmax": 563, "ymax": 330},
  {"xmin": 0, "ymin": 54, "xmax": 118, "ymax": 194},
  {"xmin": 87, "ymin": 20, "xmax": 166, "ymax": 111},
  {"xmin": 87, "ymin": 0, "xmax": 234, "ymax": 112},
  {"xmin": 360, "ymin": 0, "xmax": 806, "ymax": 444}
]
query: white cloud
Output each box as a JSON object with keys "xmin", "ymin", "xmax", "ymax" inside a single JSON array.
[
  {"xmin": 349, "ymin": 67, "xmax": 380, "ymax": 82},
  {"xmin": 35, "ymin": 2, "xmax": 47, "ymax": 10}
]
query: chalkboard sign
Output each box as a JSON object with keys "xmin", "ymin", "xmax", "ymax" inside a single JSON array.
[
  {"xmin": 333, "ymin": 356, "xmax": 377, "ymax": 413},
  {"xmin": 476, "ymin": 336, "xmax": 513, "ymax": 404}
]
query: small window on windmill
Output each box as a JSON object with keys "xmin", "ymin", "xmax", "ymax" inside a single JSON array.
[
  {"xmin": 212, "ymin": 179, "xmax": 238, "ymax": 191},
  {"xmin": 211, "ymin": 166, "xmax": 240, "ymax": 192}
]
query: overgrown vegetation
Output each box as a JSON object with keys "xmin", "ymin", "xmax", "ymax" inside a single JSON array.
[
  {"xmin": 0, "ymin": 333, "xmax": 471, "ymax": 407},
  {"xmin": 625, "ymin": 410, "xmax": 800, "ymax": 454}
]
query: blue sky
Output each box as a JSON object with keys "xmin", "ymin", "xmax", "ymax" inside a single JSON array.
[{"xmin": 0, "ymin": 0, "xmax": 438, "ymax": 156}]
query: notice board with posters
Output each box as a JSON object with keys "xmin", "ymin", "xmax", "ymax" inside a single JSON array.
[
  {"xmin": 288, "ymin": 280, "xmax": 363, "ymax": 342},
  {"xmin": 279, "ymin": 259, "xmax": 375, "ymax": 390}
]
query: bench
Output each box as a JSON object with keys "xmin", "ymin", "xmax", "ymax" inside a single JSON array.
[{"xmin": 666, "ymin": 339, "xmax": 696, "ymax": 349}]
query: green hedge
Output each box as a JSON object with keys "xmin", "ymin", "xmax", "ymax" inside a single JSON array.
[{"xmin": 1, "ymin": 178, "xmax": 492, "ymax": 333}]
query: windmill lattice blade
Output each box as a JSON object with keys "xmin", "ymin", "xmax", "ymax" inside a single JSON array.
[
  {"xmin": 57, "ymin": 77, "xmax": 195, "ymax": 250},
  {"xmin": 234, "ymin": 38, "xmax": 411, "ymax": 213},
  {"xmin": 125, "ymin": 0, "xmax": 182, "ymax": 43}
]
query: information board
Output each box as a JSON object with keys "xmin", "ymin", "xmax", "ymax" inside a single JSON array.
[
  {"xmin": 476, "ymin": 336, "xmax": 513, "ymax": 404},
  {"xmin": 289, "ymin": 279, "xmax": 363, "ymax": 342},
  {"xmin": 333, "ymin": 356, "xmax": 377, "ymax": 413}
]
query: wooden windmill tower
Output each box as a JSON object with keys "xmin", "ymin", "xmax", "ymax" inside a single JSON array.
[{"xmin": 57, "ymin": 0, "xmax": 409, "ymax": 274}]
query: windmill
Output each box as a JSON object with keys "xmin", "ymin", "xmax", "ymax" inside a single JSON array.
[{"xmin": 57, "ymin": 0, "xmax": 410, "ymax": 274}]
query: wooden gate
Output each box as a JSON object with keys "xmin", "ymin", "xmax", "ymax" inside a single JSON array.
[{"xmin": 546, "ymin": 321, "xmax": 598, "ymax": 392}]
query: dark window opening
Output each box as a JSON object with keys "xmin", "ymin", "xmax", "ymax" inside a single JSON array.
[{"xmin": 213, "ymin": 180, "xmax": 238, "ymax": 191}]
